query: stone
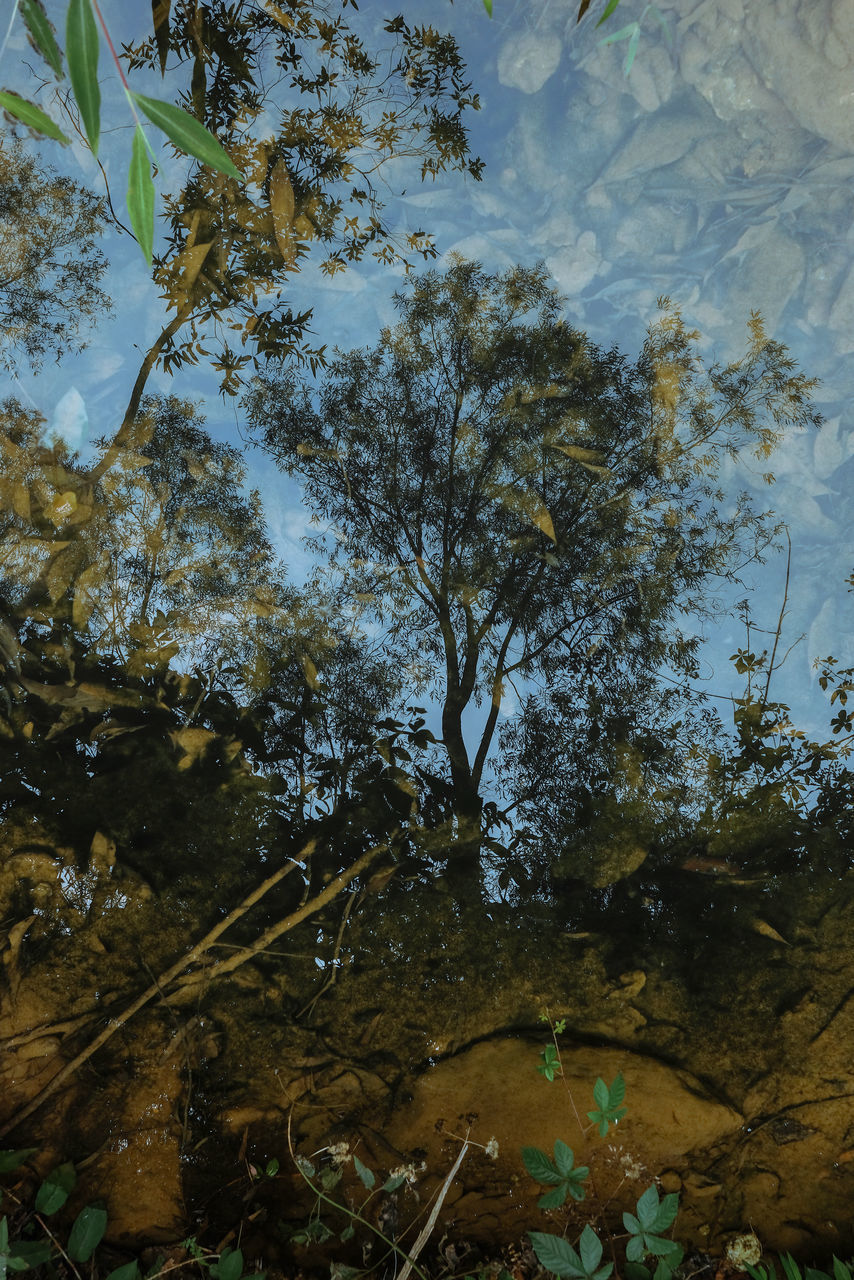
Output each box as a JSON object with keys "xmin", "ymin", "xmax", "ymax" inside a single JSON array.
[{"xmin": 497, "ymin": 31, "xmax": 563, "ymax": 95}]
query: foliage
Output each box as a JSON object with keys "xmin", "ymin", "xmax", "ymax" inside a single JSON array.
[
  {"xmin": 0, "ymin": 1146, "xmax": 263, "ymax": 1280},
  {"xmin": 245, "ymin": 256, "xmax": 822, "ymax": 897},
  {"xmin": 597, "ymin": 5, "xmax": 671, "ymax": 78},
  {"xmin": 118, "ymin": 1, "xmax": 483, "ymax": 390},
  {"xmin": 747, "ymin": 1256, "xmax": 854, "ymax": 1280},
  {"xmin": 4, "ymin": 0, "xmax": 241, "ymax": 264},
  {"xmin": 0, "ymin": 137, "xmax": 111, "ymax": 373},
  {"xmin": 524, "ymin": 1016, "xmax": 683, "ymax": 1280}
]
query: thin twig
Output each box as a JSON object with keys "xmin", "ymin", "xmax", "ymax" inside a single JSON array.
[{"xmin": 0, "ymin": 839, "xmax": 316, "ymax": 1138}]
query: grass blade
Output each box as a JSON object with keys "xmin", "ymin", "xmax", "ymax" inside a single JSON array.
[{"xmin": 66, "ymin": 0, "xmax": 100, "ymax": 155}]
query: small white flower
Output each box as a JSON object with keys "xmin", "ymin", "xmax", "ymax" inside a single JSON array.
[
  {"xmin": 485, "ymin": 1138, "xmax": 499, "ymax": 1160},
  {"xmin": 327, "ymin": 1142, "xmax": 351, "ymax": 1166}
]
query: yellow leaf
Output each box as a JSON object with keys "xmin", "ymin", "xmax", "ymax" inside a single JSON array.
[
  {"xmin": 170, "ymin": 727, "xmax": 216, "ymax": 770},
  {"xmin": 263, "ymin": 0, "xmax": 295, "ymax": 27},
  {"xmin": 45, "ymin": 490, "xmax": 78, "ymax": 526},
  {"xmin": 293, "ymin": 212, "xmax": 314, "ymax": 239},
  {"xmin": 12, "ymin": 483, "xmax": 30, "ymax": 519},
  {"xmin": 491, "ymin": 483, "xmax": 556, "ymax": 543},
  {"xmin": 751, "ymin": 918, "xmax": 790, "ymax": 945},
  {"xmin": 72, "ymin": 557, "xmax": 106, "ymax": 629},
  {"xmin": 269, "ymin": 160, "xmax": 296, "ymax": 264},
  {"xmin": 301, "ymin": 655, "xmax": 318, "ymax": 689},
  {"xmin": 551, "ymin": 443, "xmax": 605, "ymax": 464},
  {"xmin": 178, "ymin": 240, "xmax": 214, "ymax": 294}
]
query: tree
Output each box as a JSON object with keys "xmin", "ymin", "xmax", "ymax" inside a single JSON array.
[
  {"xmin": 0, "ymin": 137, "xmax": 111, "ymax": 373},
  {"xmin": 244, "ymin": 256, "xmax": 823, "ymax": 901},
  {"xmin": 116, "ymin": 0, "xmax": 483, "ymax": 395}
]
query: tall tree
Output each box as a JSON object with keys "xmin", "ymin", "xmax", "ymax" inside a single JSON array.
[
  {"xmin": 0, "ymin": 137, "xmax": 111, "ymax": 374},
  {"xmin": 244, "ymin": 256, "xmax": 823, "ymax": 901}
]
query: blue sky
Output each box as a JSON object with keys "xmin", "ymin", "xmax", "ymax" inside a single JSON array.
[{"xmin": 4, "ymin": 0, "xmax": 854, "ymax": 765}]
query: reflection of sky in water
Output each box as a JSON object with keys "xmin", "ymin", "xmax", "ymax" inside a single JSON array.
[{"xmin": 4, "ymin": 0, "xmax": 854, "ymax": 766}]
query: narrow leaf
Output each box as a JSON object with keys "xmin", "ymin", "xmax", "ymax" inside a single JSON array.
[
  {"xmin": 595, "ymin": 0, "xmax": 623, "ymax": 25},
  {"xmin": 67, "ymin": 1204, "xmax": 107, "ymax": 1262},
  {"xmin": 576, "ymin": 0, "xmax": 592, "ymax": 20},
  {"xmin": 269, "ymin": 160, "xmax": 296, "ymax": 264},
  {"xmin": 352, "ymin": 1155, "xmax": 375, "ymax": 1190},
  {"xmin": 482, "ymin": 0, "xmax": 493, "ymax": 13},
  {"xmin": 152, "ymin": 0, "xmax": 171, "ymax": 75},
  {"xmin": 624, "ymin": 25, "xmax": 641, "ymax": 75},
  {"xmin": 127, "ymin": 125, "xmax": 155, "ymax": 266},
  {"xmin": 19, "ymin": 0, "xmax": 63, "ymax": 76},
  {"xmin": 130, "ymin": 93, "xmax": 242, "ymax": 179},
  {"xmin": 0, "ymin": 91, "xmax": 69, "ymax": 143},
  {"xmin": 66, "ymin": 0, "xmax": 100, "ymax": 155},
  {"xmin": 598, "ymin": 21, "xmax": 637, "ymax": 44}
]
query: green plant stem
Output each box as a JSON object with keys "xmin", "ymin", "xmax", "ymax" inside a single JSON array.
[{"xmin": 287, "ymin": 1117, "xmax": 431, "ymax": 1280}]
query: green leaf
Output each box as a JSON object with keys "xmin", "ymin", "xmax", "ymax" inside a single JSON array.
[
  {"xmin": 579, "ymin": 1224, "xmax": 604, "ymax": 1274},
  {"xmin": 353, "ymin": 1155, "xmax": 375, "ymax": 1190},
  {"xmin": 608, "ymin": 1073, "xmax": 626, "ymax": 1108},
  {"xmin": 127, "ymin": 124, "xmax": 155, "ymax": 265},
  {"xmin": 566, "ymin": 1175, "xmax": 588, "ymax": 1201},
  {"xmin": 595, "ymin": 0, "xmax": 623, "ymax": 26},
  {"xmin": 623, "ymin": 25, "xmax": 641, "ymax": 75},
  {"xmin": 553, "ymin": 1140, "xmax": 576, "ymax": 1179},
  {"xmin": 8, "ymin": 1240, "xmax": 53, "ymax": 1269},
  {"xmin": 833, "ymin": 1260, "xmax": 852, "ymax": 1280},
  {"xmin": 129, "ymin": 94, "xmax": 243, "ymax": 180},
  {"xmin": 482, "ymin": 0, "xmax": 493, "ymax": 13},
  {"xmin": 529, "ymin": 1232, "xmax": 585, "ymax": 1279},
  {"xmin": 598, "ymin": 20, "xmax": 638, "ymax": 44},
  {"xmin": 643, "ymin": 1235, "xmax": 680, "ymax": 1260},
  {"xmin": 264, "ymin": 1158, "xmax": 279, "ymax": 1178},
  {"xmin": 522, "ymin": 1146, "xmax": 562, "ymax": 1186},
  {"xmin": 381, "ymin": 1173, "xmax": 406, "ymax": 1192},
  {"xmin": 652, "ymin": 1192, "xmax": 679, "ymax": 1232},
  {"xmin": 592, "ymin": 1078, "xmax": 609, "ymax": 1110},
  {"xmin": 635, "ymin": 1185, "xmax": 661, "ymax": 1231},
  {"xmin": 0, "ymin": 1151, "xmax": 37, "ymax": 1174},
  {"xmin": 19, "ymin": 0, "xmax": 63, "ymax": 76},
  {"xmin": 626, "ymin": 1236, "xmax": 646, "ymax": 1264},
  {"xmin": 67, "ymin": 1204, "xmax": 107, "ymax": 1262},
  {"xmin": 35, "ymin": 1163, "xmax": 76, "ymax": 1215},
  {"xmin": 66, "ymin": 0, "xmax": 100, "ymax": 155},
  {"xmin": 106, "ymin": 1262, "xmax": 141, "ymax": 1280},
  {"xmin": 625, "ymin": 1266, "xmax": 653, "ymax": 1280},
  {"xmin": 537, "ymin": 1183, "xmax": 570, "ymax": 1210},
  {"xmin": 0, "ymin": 92, "xmax": 69, "ymax": 143},
  {"xmin": 210, "ymin": 1248, "xmax": 243, "ymax": 1280}
]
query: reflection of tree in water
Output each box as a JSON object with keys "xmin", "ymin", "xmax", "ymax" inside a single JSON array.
[
  {"xmin": 4, "ymin": 4, "xmax": 854, "ymax": 1248},
  {"xmin": 0, "ymin": 138, "xmax": 111, "ymax": 374}
]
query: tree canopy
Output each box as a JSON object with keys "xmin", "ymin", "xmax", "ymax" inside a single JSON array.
[
  {"xmin": 0, "ymin": 137, "xmax": 111, "ymax": 374},
  {"xmin": 244, "ymin": 255, "xmax": 824, "ymax": 899}
]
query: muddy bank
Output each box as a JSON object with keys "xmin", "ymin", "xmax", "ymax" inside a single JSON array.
[{"xmin": 3, "ymin": 867, "xmax": 854, "ymax": 1265}]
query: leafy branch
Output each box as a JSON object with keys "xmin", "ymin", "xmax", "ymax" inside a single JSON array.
[{"xmin": 0, "ymin": 0, "xmax": 242, "ymax": 264}]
